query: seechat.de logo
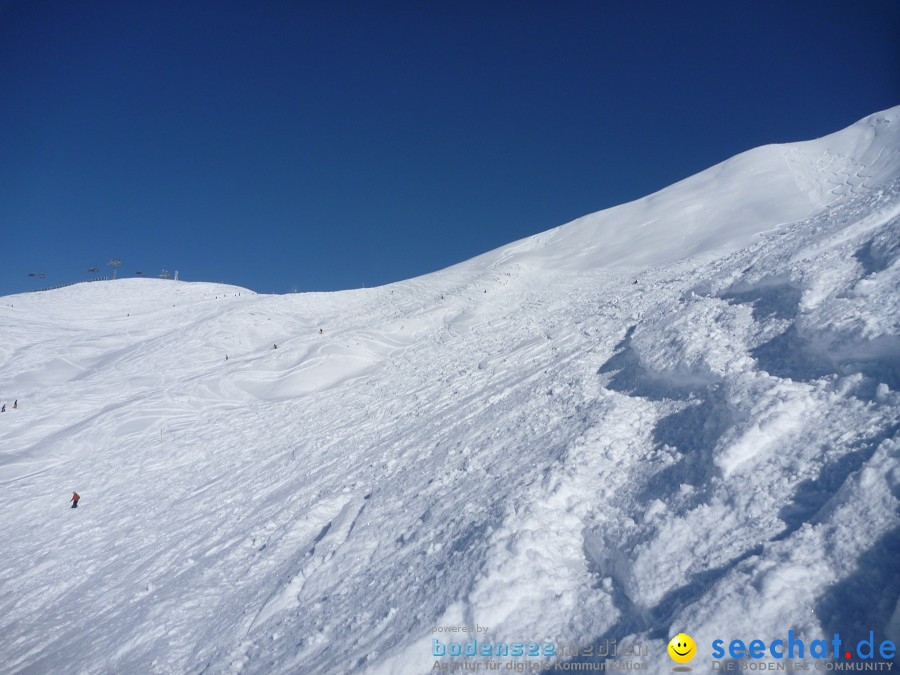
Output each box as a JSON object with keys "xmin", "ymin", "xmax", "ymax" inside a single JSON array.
[{"xmin": 668, "ymin": 633, "xmax": 696, "ymax": 672}]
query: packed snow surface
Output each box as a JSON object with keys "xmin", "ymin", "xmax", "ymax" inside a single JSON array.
[{"xmin": 1, "ymin": 108, "xmax": 898, "ymax": 674}]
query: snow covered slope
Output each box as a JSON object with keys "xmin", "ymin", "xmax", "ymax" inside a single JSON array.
[
  {"xmin": 467, "ymin": 105, "xmax": 899, "ymax": 273},
  {"xmin": 1, "ymin": 107, "xmax": 898, "ymax": 674}
]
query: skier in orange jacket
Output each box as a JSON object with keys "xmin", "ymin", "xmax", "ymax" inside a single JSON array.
[{"xmin": 70, "ymin": 492, "xmax": 80, "ymax": 508}]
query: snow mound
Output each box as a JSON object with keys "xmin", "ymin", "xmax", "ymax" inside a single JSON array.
[{"xmin": 467, "ymin": 106, "xmax": 900, "ymax": 273}]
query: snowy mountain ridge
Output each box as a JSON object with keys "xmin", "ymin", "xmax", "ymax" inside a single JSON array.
[
  {"xmin": 0, "ymin": 107, "xmax": 898, "ymax": 674},
  {"xmin": 466, "ymin": 105, "xmax": 899, "ymax": 273}
]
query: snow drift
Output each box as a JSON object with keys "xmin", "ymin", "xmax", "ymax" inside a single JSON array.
[{"xmin": 0, "ymin": 107, "xmax": 898, "ymax": 674}]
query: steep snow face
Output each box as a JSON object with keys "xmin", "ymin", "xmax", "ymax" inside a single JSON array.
[
  {"xmin": 465, "ymin": 106, "xmax": 900, "ymax": 273},
  {"xmin": 0, "ymin": 108, "xmax": 898, "ymax": 674}
]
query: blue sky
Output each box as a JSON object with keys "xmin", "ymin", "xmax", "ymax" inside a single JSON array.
[{"xmin": 1, "ymin": 1, "xmax": 897, "ymax": 296}]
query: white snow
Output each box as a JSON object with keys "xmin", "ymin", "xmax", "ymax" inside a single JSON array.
[{"xmin": 1, "ymin": 107, "xmax": 898, "ymax": 674}]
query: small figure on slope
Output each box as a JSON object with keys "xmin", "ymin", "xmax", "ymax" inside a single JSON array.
[
  {"xmin": 70, "ymin": 491, "xmax": 80, "ymax": 509},
  {"xmin": 12, "ymin": 400, "xmax": 16, "ymax": 409}
]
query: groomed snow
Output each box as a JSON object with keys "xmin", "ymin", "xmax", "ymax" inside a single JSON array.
[{"xmin": 1, "ymin": 107, "xmax": 898, "ymax": 674}]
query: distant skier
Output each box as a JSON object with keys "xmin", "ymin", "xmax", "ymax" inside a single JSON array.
[
  {"xmin": 319, "ymin": 329, "xmax": 323, "ymax": 335},
  {"xmin": 70, "ymin": 492, "xmax": 80, "ymax": 508},
  {"xmin": 273, "ymin": 344, "xmax": 277, "ymax": 349},
  {"xmin": 1, "ymin": 404, "xmax": 4, "ymax": 413},
  {"xmin": 12, "ymin": 400, "xmax": 16, "ymax": 409}
]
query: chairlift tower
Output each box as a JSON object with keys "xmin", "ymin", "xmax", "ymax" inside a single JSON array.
[{"xmin": 108, "ymin": 259, "xmax": 122, "ymax": 280}]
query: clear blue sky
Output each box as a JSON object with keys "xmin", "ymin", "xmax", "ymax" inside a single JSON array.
[{"xmin": 1, "ymin": 1, "xmax": 897, "ymax": 296}]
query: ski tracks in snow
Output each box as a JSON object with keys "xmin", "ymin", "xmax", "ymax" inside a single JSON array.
[{"xmin": 249, "ymin": 494, "xmax": 368, "ymax": 632}]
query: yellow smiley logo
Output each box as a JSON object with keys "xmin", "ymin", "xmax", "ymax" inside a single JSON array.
[{"xmin": 667, "ymin": 633, "xmax": 696, "ymax": 663}]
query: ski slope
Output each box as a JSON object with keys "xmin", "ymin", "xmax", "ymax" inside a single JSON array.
[{"xmin": 1, "ymin": 107, "xmax": 898, "ymax": 674}]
